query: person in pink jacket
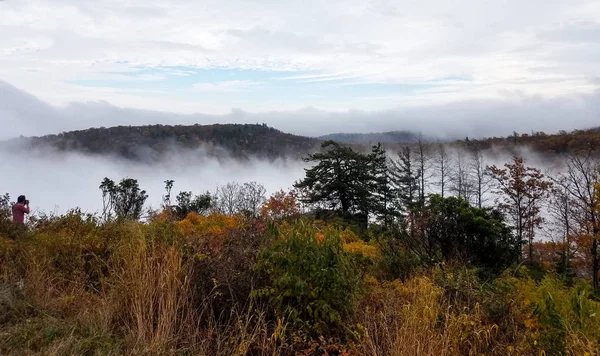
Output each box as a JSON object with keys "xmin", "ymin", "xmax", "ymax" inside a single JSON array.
[{"xmin": 12, "ymin": 195, "xmax": 30, "ymax": 224}]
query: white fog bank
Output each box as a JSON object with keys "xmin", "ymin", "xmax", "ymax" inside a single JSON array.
[{"xmin": 0, "ymin": 146, "xmax": 308, "ymax": 217}]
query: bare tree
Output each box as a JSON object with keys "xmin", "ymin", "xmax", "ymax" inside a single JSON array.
[
  {"xmin": 213, "ymin": 181, "xmax": 267, "ymax": 217},
  {"xmin": 415, "ymin": 132, "xmax": 432, "ymax": 202},
  {"xmin": 214, "ymin": 182, "xmax": 242, "ymax": 215},
  {"xmin": 469, "ymin": 148, "xmax": 492, "ymax": 208},
  {"xmin": 434, "ymin": 141, "xmax": 452, "ymax": 198},
  {"xmin": 238, "ymin": 181, "xmax": 267, "ymax": 217},
  {"xmin": 552, "ymin": 152, "xmax": 600, "ymax": 290},
  {"xmin": 450, "ymin": 150, "xmax": 473, "ymax": 202},
  {"xmin": 546, "ymin": 181, "xmax": 579, "ymax": 278}
]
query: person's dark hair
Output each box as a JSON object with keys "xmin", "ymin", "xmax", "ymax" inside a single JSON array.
[{"xmin": 17, "ymin": 195, "xmax": 26, "ymax": 203}]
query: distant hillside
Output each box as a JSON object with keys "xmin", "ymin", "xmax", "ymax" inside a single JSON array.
[
  {"xmin": 7, "ymin": 123, "xmax": 321, "ymax": 161},
  {"xmin": 319, "ymin": 130, "xmax": 426, "ymax": 144},
  {"xmin": 3, "ymin": 123, "xmax": 599, "ymax": 163},
  {"xmin": 455, "ymin": 128, "xmax": 600, "ymax": 157}
]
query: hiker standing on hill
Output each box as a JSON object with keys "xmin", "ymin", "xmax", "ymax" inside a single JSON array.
[{"xmin": 12, "ymin": 195, "xmax": 30, "ymax": 224}]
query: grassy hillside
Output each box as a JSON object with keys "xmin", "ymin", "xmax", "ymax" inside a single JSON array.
[{"xmin": 1, "ymin": 200, "xmax": 599, "ymax": 355}]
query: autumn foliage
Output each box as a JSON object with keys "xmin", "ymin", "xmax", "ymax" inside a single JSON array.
[{"xmin": 2, "ymin": 138, "xmax": 600, "ymax": 354}]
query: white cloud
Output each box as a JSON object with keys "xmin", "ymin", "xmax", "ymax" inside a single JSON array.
[
  {"xmin": 2, "ymin": 80, "xmax": 599, "ymax": 141},
  {"xmin": 0, "ymin": 0, "xmax": 599, "ymax": 124},
  {"xmin": 193, "ymin": 80, "xmax": 262, "ymax": 92}
]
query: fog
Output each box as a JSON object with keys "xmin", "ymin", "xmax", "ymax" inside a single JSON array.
[
  {"xmin": 2, "ymin": 80, "xmax": 600, "ymax": 142},
  {"xmin": 0, "ymin": 145, "xmax": 308, "ymax": 217},
  {"xmin": 0, "ymin": 133, "xmax": 579, "ymax": 244}
]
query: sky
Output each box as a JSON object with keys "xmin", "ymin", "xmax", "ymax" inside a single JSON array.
[{"xmin": 1, "ymin": 0, "xmax": 600, "ymax": 138}]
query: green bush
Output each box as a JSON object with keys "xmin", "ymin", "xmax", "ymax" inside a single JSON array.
[{"xmin": 252, "ymin": 220, "xmax": 362, "ymax": 334}]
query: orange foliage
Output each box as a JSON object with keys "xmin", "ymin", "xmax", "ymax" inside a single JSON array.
[
  {"xmin": 531, "ymin": 241, "xmax": 564, "ymax": 271},
  {"xmin": 177, "ymin": 213, "xmax": 239, "ymax": 257},
  {"xmin": 567, "ymin": 182, "xmax": 600, "ymax": 280},
  {"xmin": 178, "ymin": 212, "xmax": 238, "ymax": 237},
  {"xmin": 260, "ymin": 189, "xmax": 301, "ymax": 221}
]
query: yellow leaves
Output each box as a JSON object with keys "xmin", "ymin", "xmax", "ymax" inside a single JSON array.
[
  {"xmin": 177, "ymin": 212, "xmax": 238, "ymax": 237},
  {"xmin": 339, "ymin": 228, "xmax": 359, "ymax": 243},
  {"xmin": 343, "ymin": 241, "xmax": 380, "ymax": 259},
  {"xmin": 524, "ymin": 317, "xmax": 540, "ymax": 330},
  {"xmin": 363, "ymin": 274, "xmax": 379, "ymax": 288}
]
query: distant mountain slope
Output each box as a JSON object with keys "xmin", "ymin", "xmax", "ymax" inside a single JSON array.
[
  {"xmin": 3, "ymin": 121, "xmax": 600, "ymax": 164},
  {"xmin": 319, "ymin": 130, "xmax": 430, "ymax": 144},
  {"xmin": 9, "ymin": 123, "xmax": 321, "ymax": 161}
]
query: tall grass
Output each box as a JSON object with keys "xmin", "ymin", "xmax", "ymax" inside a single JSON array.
[{"xmin": 1, "ymin": 212, "xmax": 599, "ymax": 355}]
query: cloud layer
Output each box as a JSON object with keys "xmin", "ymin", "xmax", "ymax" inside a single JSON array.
[
  {"xmin": 1, "ymin": 80, "xmax": 599, "ymax": 141},
  {"xmin": 0, "ymin": 0, "xmax": 599, "ymax": 116}
]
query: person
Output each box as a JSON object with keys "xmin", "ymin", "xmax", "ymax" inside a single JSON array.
[{"xmin": 12, "ymin": 195, "xmax": 30, "ymax": 224}]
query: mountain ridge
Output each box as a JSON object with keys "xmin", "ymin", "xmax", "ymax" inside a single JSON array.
[
  {"xmin": 3, "ymin": 122, "xmax": 600, "ymax": 163},
  {"xmin": 4, "ymin": 123, "xmax": 321, "ymax": 162},
  {"xmin": 318, "ymin": 130, "xmax": 433, "ymax": 144}
]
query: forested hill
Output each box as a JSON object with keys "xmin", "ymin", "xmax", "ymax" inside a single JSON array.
[
  {"xmin": 318, "ymin": 130, "xmax": 423, "ymax": 144},
  {"xmin": 9, "ymin": 123, "xmax": 321, "ymax": 161},
  {"xmin": 454, "ymin": 127, "xmax": 600, "ymax": 156},
  {"xmin": 4, "ymin": 123, "xmax": 600, "ymax": 162}
]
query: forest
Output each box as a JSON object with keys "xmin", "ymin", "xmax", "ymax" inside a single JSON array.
[
  {"xmin": 5, "ymin": 123, "xmax": 320, "ymax": 162},
  {"xmin": 1, "ymin": 137, "xmax": 600, "ymax": 355},
  {"xmin": 4, "ymin": 123, "xmax": 600, "ymax": 163}
]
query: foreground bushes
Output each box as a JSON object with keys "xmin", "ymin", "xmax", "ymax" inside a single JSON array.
[{"xmin": 1, "ymin": 211, "xmax": 599, "ymax": 355}]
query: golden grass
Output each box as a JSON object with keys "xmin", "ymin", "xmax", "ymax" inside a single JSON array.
[{"xmin": 1, "ymin": 215, "xmax": 600, "ymax": 355}]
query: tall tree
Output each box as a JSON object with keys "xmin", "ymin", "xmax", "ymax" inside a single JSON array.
[
  {"xmin": 367, "ymin": 143, "xmax": 398, "ymax": 226},
  {"xmin": 553, "ymin": 152, "xmax": 600, "ymax": 290},
  {"xmin": 451, "ymin": 150, "xmax": 472, "ymax": 201},
  {"xmin": 295, "ymin": 141, "xmax": 360, "ymax": 213},
  {"xmin": 294, "ymin": 140, "xmax": 386, "ymax": 228},
  {"xmin": 547, "ymin": 183, "xmax": 577, "ymax": 279},
  {"xmin": 389, "ymin": 146, "xmax": 420, "ymax": 215},
  {"xmin": 214, "ymin": 182, "xmax": 243, "ymax": 215},
  {"xmin": 415, "ymin": 133, "xmax": 431, "ymax": 203},
  {"xmin": 434, "ymin": 141, "xmax": 452, "ymax": 198},
  {"xmin": 175, "ymin": 191, "xmax": 213, "ymax": 219},
  {"xmin": 469, "ymin": 147, "xmax": 492, "ymax": 208},
  {"xmin": 238, "ymin": 181, "xmax": 267, "ymax": 217},
  {"xmin": 489, "ymin": 156, "xmax": 552, "ymax": 261}
]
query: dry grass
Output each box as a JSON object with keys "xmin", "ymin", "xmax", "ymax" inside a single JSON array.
[
  {"xmin": 356, "ymin": 276, "xmax": 499, "ymax": 356},
  {"xmin": 1, "ymin": 215, "xmax": 600, "ymax": 355}
]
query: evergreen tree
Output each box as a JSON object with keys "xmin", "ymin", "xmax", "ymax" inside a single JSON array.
[
  {"xmin": 389, "ymin": 146, "xmax": 421, "ymax": 215},
  {"xmin": 295, "ymin": 140, "xmax": 390, "ymax": 228},
  {"xmin": 295, "ymin": 140, "xmax": 360, "ymax": 213}
]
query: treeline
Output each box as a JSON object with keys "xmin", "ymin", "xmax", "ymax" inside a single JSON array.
[
  {"xmin": 290, "ymin": 140, "xmax": 600, "ymax": 289},
  {"xmin": 456, "ymin": 126, "xmax": 600, "ymax": 156},
  {"xmin": 83, "ymin": 138, "xmax": 599, "ymax": 288},
  {"xmin": 19, "ymin": 123, "xmax": 320, "ymax": 161},
  {"xmin": 2, "ymin": 139, "xmax": 600, "ymax": 355}
]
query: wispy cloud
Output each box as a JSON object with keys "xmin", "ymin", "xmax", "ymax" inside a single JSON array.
[
  {"xmin": 193, "ymin": 80, "xmax": 262, "ymax": 92},
  {"xmin": 0, "ymin": 0, "xmax": 599, "ymax": 124}
]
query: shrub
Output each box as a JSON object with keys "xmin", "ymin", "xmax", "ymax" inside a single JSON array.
[
  {"xmin": 177, "ymin": 212, "xmax": 269, "ymax": 319},
  {"xmin": 253, "ymin": 220, "xmax": 362, "ymax": 334}
]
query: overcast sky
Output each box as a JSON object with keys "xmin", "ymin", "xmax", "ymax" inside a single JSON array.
[{"xmin": 1, "ymin": 0, "xmax": 600, "ymax": 138}]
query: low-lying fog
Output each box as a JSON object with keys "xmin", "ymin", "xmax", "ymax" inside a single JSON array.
[
  {"xmin": 0, "ymin": 139, "xmax": 575, "ymax": 244},
  {"xmin": 0, "ymin": 145, "xmax": 308, "ymax": 217}
]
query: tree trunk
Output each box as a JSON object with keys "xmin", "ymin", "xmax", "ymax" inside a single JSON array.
[{"xmin": 593, "ymin": 238, "xmax": 598, "ymax": 291}]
